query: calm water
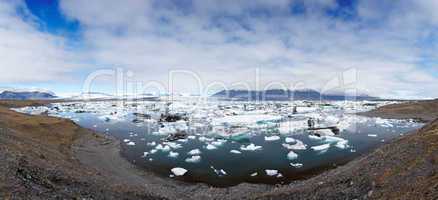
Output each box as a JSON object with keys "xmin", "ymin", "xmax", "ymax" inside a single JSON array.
[{"xmin": 23, "ymin": 101, "xmax": 423, "ymax": 187}]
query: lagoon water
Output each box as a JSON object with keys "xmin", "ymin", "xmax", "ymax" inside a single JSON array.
[{"xmin": 16, "ymin": 100, "xmax": 422, "ymax": 187}]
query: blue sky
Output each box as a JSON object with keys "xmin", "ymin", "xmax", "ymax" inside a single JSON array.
[{"xmin": 0, "ymin": 0, "xmax": 437, "ymax": 99}]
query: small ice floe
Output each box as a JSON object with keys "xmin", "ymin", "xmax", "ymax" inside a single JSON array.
[
  {"xmin": 147, "ymin": 141, "xmax": 157, "ymax": 146},
  {"xmin": 264, "ymin": 135, "xmax": 281, "ymax": 141},
  {"xmin": 171, "ymin": 167, "xmax": 188, "ymax": 176},
  {"xmin": 278, "ymin": 120, "xmax": 308, "ymax": 134},
  {"xmin": 323, "ymin": 136, "xmax": 349, "ymax": 149},
  {"xmin": 155, "ymin": 144, "xmax": 171, "ymax": 152},
  {"xmin": 165, "ymin": 142, "xmax": 183, "ymax": 149},
  {"xmin": 375, "ymin": 118, "xmax": 394, "ymax": 128},
  {"xmin": 230, "ymin": 150, "xmax": 242, "ymax": 154},
  {"xmin": 211, "ymin": 139, "xmax": 226, "ymax": 147},
  {"xmin": 311, "ymin": 143, "xmax": 330, "ymax": 151},
  {"xmin": 308, "ymin": 135, "xmax": 323, "ymax": 140},
  {"xmin": 368, "ymin": 134, "xmax": 377, "ymax": 137},
  {"xmin": 206, "ymin": 144, "xmax": 217, "ymax": 150},
  {"xmin": 287, "ymin": 151, "xmax": 298, "ymax": 160},
  {"xmin": 199, "ymin": 136, "xmax": 214, "ymax": 142},
  {"xmin": 177, "ymin": 138, "xmax": 188, "ymax": 143},
  {"xmin": 168, "ymin": 151, "xmax": 179, "ymax": 158},
  {"xmin": 335, "ymin": 140, "xmax": 349, "ymax": 149},
  {"xmin": 211, "ymin": 166, "xmax": 227, "ymax": 177},
  {"xmin": 277, "ymin": 173, "xmax": 283, "ymax": 178},
  {"xmin": 250, "ymin": 172, "xmax": 258, "ymax": 177},
  {"xmin": 188, "ymin": 149, "xmax": 202, "ymax": 155},
  {"xmin": 240, "ymin": 143, "xmax": 262, "ymax": 151},
  {"xmin": 285, "ymin": 137, "xmax": 296, "ymax": 143},
  {"xmin": 188, "ymin": 135, "xmax": 196, "ymax": 140},
  {"xmin": 290, "ymin": 163, "xmax": 303, "ymax": 168},
  {"xmin": 142, "ymin": 152, "xmax": 149, "ymax": 157},
  {"xmin": 185, "ymin": 155, "xmax": 201, "ymax": 163},
  {"xmin": 265, "ymin": 170, "xmax": 278, "ymax": 176},
  {"xmin": 150, "ymin": 149, "xmax": 158, "ymax": 154},
  {"xmin": 282, "ymin": 140, "xmax": 307, "ymax": 150},
  {"xmin": 148, "ymin": 158, "xmax": 153, "ymax": 161},
  {"xmin": 126, "ymin": 141, "xmax": 136, "ymax": 146},
  {"xmin": 123, "ymin": 139, "xmax": 131, "ymax": 143}
]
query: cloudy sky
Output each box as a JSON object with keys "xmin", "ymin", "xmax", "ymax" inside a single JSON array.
[{"xmin": 0, "ymin": 0, "xmax": 437, "ymax": 99}]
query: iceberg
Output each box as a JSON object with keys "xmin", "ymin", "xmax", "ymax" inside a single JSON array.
[
  {"xmin": 206, "ymin": 144, "xmax": 217, "ymax": 150},
  {"xmin": 185, "ymin": 155, "xmax": 201, "ymax": 163},
  {"xmin": 168, "ymin": 151, "xmax": 179, "ymax": 158},
  {"xmin": 282, "ymin": 140, "xmax": 307, "ymax": 150},
  {"xmin": 290, "ymin": 163, "xmax": 303, "ymax": 168},
  {"xmin": 287, "ymin": 151, "xmax": 298, "ymax": 160},
  {"xmin": 240, "ymin": 143, "xmax": 262, "ymax": 151},
  {"xmin": 155, "ymin": 144, "xmax": 171, "ymax": 152},
  {"xmin": 188, "ymin": 149, "xmax": 202, "ymax": 155},
  {"xmin": 311, "ymin": 143, "xmax": 330, "ymax": 151},
  {"xmin": 265, "ymin": 169, "xmax": 278, "ymax": 176},
  {"xmin": 171, "ymin": 167, "xmax": 188, "ymax": 176},
  {"xmin": 230, "ymin": 150, "xmax": 242, "ymax": 154},
  {"xmin": 285, "ymin": 137, "xmax": 296, "ymax": 143},
  {"xmin": 126, "ymin": 141, "xmax": 136, "ymax": 146},
  {"xmin": 250, "ymin": 172, "xmax": 258, "ymax": 177},
  {"xmin": 368, "ymin": 134, "xmax": 377, "ymax": 137},
  {"xmin": 264, "ymin": 135, "xmax": 281, "ymax": 141},
  {"xmin": 123, "ymin": 139, "xmax": 130, "ymax": 143}
]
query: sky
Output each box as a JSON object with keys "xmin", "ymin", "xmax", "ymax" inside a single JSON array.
[{"xmin": 0, "ymin": 0, "xmax": 438, "ymax": 99}]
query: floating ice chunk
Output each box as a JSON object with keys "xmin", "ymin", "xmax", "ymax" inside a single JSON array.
[
  {"xmin": 313, "ymin": 129, "xmax": 335, "ymax": 136},
  {"xmin": 155, "ymin": 144, "xmax": 171, "ymax": 152},
  {"xmin": 166, "ymin": 142, "xmax": 182, "ymax": 149},
  {"xmin": 311, "ymin": 144, "xmax": 330, "ymax": 151},
  {"xmin": 265, "ymin": 135, "xmax": 281, "ymax": 141},
  {"xmin": 142, "ymin": 152, "xmax": 149, "ymax": 157},
  {"xmin": 206, "ymin": 144, "xmax": 217, "ymax": 150},
  {"xmin": 150, "ymin": 149, "xmax": 158, "ymax": 154},
  {"xmin": 147, "ymin": 141, "xmax": 157, "ymax": 146},
  {"xmin": 250, "ymin": 172, "xmax": 258, "ymax": 177},
  {"xmin": 308, "ymin": 135, "xmax": 323, "ymax": 140},
  {"xmin": 168, "ymin": 151, "xmax": 179, "ymax": 158},
  {"xmin": 277, "ymin": 173, "xmax": 283, "ymax": 178},
  {"xmin": 265, "ymin": 170, "xmax": 278, "ymax": 176},
  {"xmin": 188, "ymin": 135, "xmax": 196, "ymax": 140},
  {"xmin": 188, "ymin": 149, "xmax": 202, "ymax": 155},
  {"xmin": 290, "ymin": 163, "xmax": 303, "ymax": 168},
  {"xmin": 171, "ymin": 167, "xmax": 188, "ymax": 176},
  {"xmin": 123, "ymin": 139, "xmax": 130, "ymax": 143},
  {"xmin": 199, "ymin": 136, "xmax": 214, "ymax": 142},
  {"xmin": 282, "ymin": 140, "xmax": 307, "ymax": 150},
  {"xmin": 126, "ymin": 141, "xmax": 136, "ymax": 146},
  {"xmin": 211, "ymin": 166, "xmax": 227, "ymax": 176},
  {"xmin": 211, "ymin": 140, "xmax": 226, "ymax": 146},
  {"xmin": 287, "ymin": 151, "xmax": 298, "ymax": 160},
  {"xmin": 368, "ymin": 134, "xmax": 377, "ymax": 137},
  {"xmin": 285, "ymin": 137, "xmax": 296, "ymax": 143},
  {"xmin": 158, "ymin": 126, "xmax": 177, "ymax": 135},
  {"xmin": 335, "ymin": 140, "xmax": 349, "ymax": 149},
  {"xmin": 230, "ymin": 150, "xmax": 242, "ymax": 154},
  {"xmin": 240, "ymin": 143, "xmax": 262, "ymax": 151},
  {"xmin": 177, "ymin": 138, "xmax": 188, "ymax": 143},
  {"xmin": 323, "ymin": 136, "xmax": 346, "ymax": 143},
  {"xmin": 185, "ymin": 155, "xmax": 201, "ymax": 163}
]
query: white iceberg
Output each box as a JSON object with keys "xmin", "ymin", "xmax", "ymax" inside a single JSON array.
[
  {"xmin": 240, "ymin": 143, "xmax": 262, "ymax": 151},
  {"xmin": 285, "ymin": 137, "xmax": 296, "ymax": 143},
  {"xmin": 368, "ymin": 134, "xmax": 377, "ymax": 137},
  {"xmin": 206, "ymin": 144, "xmax": 217, "ymax": 150},
  {"xmin": 282, "ymin": 140, "xmax": 307, "ymax": 150},
  {"xmin": 123, "ymin": 139, "xmax": 130, "ymax": 143},
  {"xmin": 230, "ymin": 150, "xmax": 242, "ymax": 154},
  {"xmin": 168, "ymin": 151, "xmax": 179, "ymax": 158},
  {"xmin": 311, "ymin": 143, "xmax": 330, "ymax": 151},
  {"xmin": 126, "ymin": 141, "xmax": 136, "ymax": 146},
  {"xmin": 250, "ymin": 172, "xmax": 258, "ymax": 177},
  {"xmin": 265, "ymin": 169, "xmax": 278, "ymax": 176},
  {"xmin": 287, "ymin": 151, "xmax": 298, "ymax": 160},
  {"xmin": 264, "ymin": 135, "xmax": 281, "ymax": 141},
  {"xmin": 171, "ymin": 167, "xmax": 187, "ymax": 176},
  {"xmin": 188, "ymin": 149, "xmax": 202, "ymax": 155},
  {"xmin": 185, "ymin": 155, "xmax": 201, "ymax": 163},
  {"xmin": 290, "ymin": 163, "xmax": 303, "ymax": 168}
]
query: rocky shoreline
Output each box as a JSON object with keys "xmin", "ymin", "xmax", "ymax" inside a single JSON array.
[{"xmin": 1, "ymin": 100, "xmax": 437, "ymax": 199}]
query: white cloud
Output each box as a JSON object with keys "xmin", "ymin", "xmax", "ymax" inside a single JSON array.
[{"xmin": 1, "ymin": 0, "xmax": 437, "ymax": 99}]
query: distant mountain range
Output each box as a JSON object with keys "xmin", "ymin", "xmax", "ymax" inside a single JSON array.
[
  {"xmin": 212, "ymin": 89, "xmax": 378, "ymax": 101},
  {"xmin": 0, "ymin": 91, "xmax": 56, "ymax": 100}
]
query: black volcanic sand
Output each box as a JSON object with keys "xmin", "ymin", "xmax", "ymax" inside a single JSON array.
[{"xmin": 1, "ymin": 100, "xmax": 437, "ymax": 200}]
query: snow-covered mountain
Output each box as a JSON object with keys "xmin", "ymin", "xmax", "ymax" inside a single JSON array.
[
  {"xmin": 0, "ymin": 87, "xmax": 56, "ymax": 100},
  {"xmin": 212, "ymin": 89, "xmax": 378, "ymax": 101}
]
